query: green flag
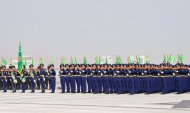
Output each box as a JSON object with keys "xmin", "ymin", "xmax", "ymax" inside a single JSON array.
[
  {"xmin": 83, "ymin": 57, "xmax": 88, "ymax": 64},
  {"xmin": 61, "ymin": 57, "xmax": 67, "ymax": 64},
  {"xmin": 128, "ymin": 56, "xmax": 134, "ymax": 64},
  {"xmin": 163, "ymin": 54, "xmax": 167, "ymax": 64},
  {"xmin": 74, "ymin": 57, "xmax": 77, "ymax": 64},
  {"xmin": 23, "ymin": 58, "xmax": 27, "ymax": 66},
  {"xmin": 1, "ymin": 58, "xmax": 7, "ymax": 66},
  {"xmin": 178, "ymin": 54, "xmax": 183, "ymax": 64},
  {"xmin": 18, "ymin": 42, "xmax": 23, "ymax": 72},
  {"xmin": 49, "ymin": 58, "xmax": 54, "ymax": 64},
  {"xmin": 106, "ymin": 57, "xmax": 108, "ymax": 64},
  {"xmin": 39, "ymin": 57, "xmax": 43, "ymax": 64},
  {"xmin": 169, "ymin": 54, "xmax": 175, "ymax": 63},
  {"xmin": 136, "ymin": 56, "xmax": 141, "ymax": 64},
  {"xmin": 95, "ymin": 56, "xmax": 100, "ymax": 64},
  {"xmin": 145, "ymin": 56, "xmax": 150, "ymax": 64},
  {"xmin": 115, "ymin": 56, "xmax": 119, "ymax": 64},
  {"xmin": 10, "ymin": 58, "xmax": 13, "ymax": 66},
  {"xmin": 118, "ymin": 56, "xmax": 122, "ymax": 64},
  {"xmin": 71, "ymin": 57, "xmax": 74, "ymax": 64},
  {"xmin": 32, "ymin": 57, "xmax": 35, "ymax": 65}
]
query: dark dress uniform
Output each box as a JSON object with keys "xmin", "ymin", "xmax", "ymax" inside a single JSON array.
[
  {"xmin": 86, "ymin": 68, "xmax": 93, "ymax": 93},
  {"xmin": 48, "ymin": 65, "xmax": 56, "ymax": 93},
  {"xmin": 29, "ymin": 68, "xmax": 36, "ymax": 93},
  {"xmin": 2, "ymin": 69, "xmax": 8, "ymax": 92},
  {"xmin": 39, "ymin": 68, "xmax": 47, "ymax": 93},
  {"xmin": 21, "ymin": 69, "xmax": 28, "ymax": 93}
]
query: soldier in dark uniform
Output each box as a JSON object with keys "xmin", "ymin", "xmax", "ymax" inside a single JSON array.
[
  {"xmin": 39, "ymin": 63, "xmax": 47, "ymax": 93},
  {"xmin": 65, "ymin": 64, "xmax": 71, "ymax": 93},
  {"xmin": 20, "ymin": 65, "xmax": 28, "ymax": 93},
  {"xmin": 75, "ymin": 64, "xmax": 82, "ymax": 93},
  {"xmin": 95, "ymin": 65, "xmax": 103, "ymax": 93},
  {"xmin": 102, "ymin": 64, "xmax": 109, "ymax": 94},
  {"xmin": 69, "ymin": 65, "xmax": 76, "ymax": 93},
  {"xmin": 59, "ymin": 64, "xmax": 67, "ymax": 93},
  {"xmin": 36, "ymin": 66, "xmax": 41, "ymax": 90},
  {"xmin": 28, "ymin": 64, "xmax": 36, "ymax": 93},
  {"xmin": 108, "ymin": 64, "xmax": 114, "ymax": 93},
  {"xmin": 0, "ymin": 66, "xmax": 2, "ymax": 90},
  {"xmin": 86, "ymin": 64, "xmax": 93, "ymax": 93},
  {"xmin": 81, "ymin": 64, "xmax": 87, "ymax": 93},
  {"xmin": 10, "ymin": 66, "xmax": 18, "ymax": 93},
  {"xmin": 1, "ymin": 65, "xmax": 8, "ymax": 92},
  {"xmin": 48, "ymin": 64, "xmax": 56, "ymax": 93}
]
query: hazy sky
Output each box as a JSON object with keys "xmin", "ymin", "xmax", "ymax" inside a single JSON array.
[{"xmin": 0, "ymin": 0, "xmax": 190, "ymax": 65}]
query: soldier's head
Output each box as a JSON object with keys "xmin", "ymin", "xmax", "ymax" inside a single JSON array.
[
  {"xmin": 2, "ymin": 65, "xmax": 6, "ymax": 70},
  {"xmin": 29, "ymin": 64, "xmax": 34, "ymax": 70},
  {"xmin": 50, "ymin": 64, "xmax": 54, "ymax": 69},
  {"xmin": 60, "ymin": 64, "xmax": 65, "ymax": 70},
  {"xmin": 40, "ymin": 63, "xmax": 44, "ymax": 69}
]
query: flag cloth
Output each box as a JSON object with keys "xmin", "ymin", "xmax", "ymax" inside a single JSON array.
[
  {"xmin": 136, "ymin": 56, "xmax": 141, "ymax": 64},
  {"xmin": 118, "ymin": 56, "xmax": 122, "ymax": 64},
  {"xmin": 129, "ymin": 56, "xmax": 134, "ymax": 64},
  {"xmin": 71, "ymin": 57, "xmax": 74, "ymax": 64},
  {"xmin": 178, "ymin": 54, "xmax": 183, "ymax": 63},
  {"xmin": 169, "ymin": 54, "xmax": 175, "ymax": 63},
  {"xmin": 10, "ymin": 58, "xmax": 13, "ymax": 65},
  {"xmin": 115, "ymin": 56, "xmax": 119, "ymax": 64},
  {"xmin": 163, "ymin": 54, "xmax": 167, "ymax": 64},
  {"xmin": 145, "ymin": 56, "xmax": 150, "ymax": 64},
  {"xmin": 74, "ymin": 57, "xmax": 77, "ymax": 64},
  {"xmin": 39, "ymin": 57, "xmax": 43, "ymax": 64},
  {"xmin": 95, "ymin": 56, "xmax": 100, "ymax": 64},
  {"xmin": 1, "ymin": 58, "xmax": 7, "ymax": 65},
  {"xmin": 61, "ymin": 57, "xmax": 67, "ymax": 64},
  {"xmin": 18, "ymin": 42, "xmax": 23, "ymax": 72},
  {"xmin": 23, "ymin": 58, "xmax": 27, "ymax": 66},
  {"xmin": 106, "ymin": 57, "xmax": 108, "ymax": 64},
  {"xmin": 83, "ymin": 57, "xmax": 88, "ymax": 64},
  {"xmin": 32, "ymin": 57, "xmax": 35, "ymax": 65}
]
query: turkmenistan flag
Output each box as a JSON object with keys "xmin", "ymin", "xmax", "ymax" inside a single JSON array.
[
  {"xmin": 61, "ymin": 57, "xmax": 67, "ymax": 64},
  {"xmin": 32, "ymin": 57, "xmax": 35, "ymax": 65},
  {"xmin": 1, "ymin": 57, "xmax": 7, "ymax": 66},
  {"xmin": 118, "ymin": 56, "xmax": 122, "ymax": 64},
  {"xmin": 95, "ymin": 56, "xmax": 100, "ymax": 64},
  {"xmin": 23, "ymin": 58, "xmax": 27, "ymax": 67},
  {"xmin": 71, "ymin": 57, "xmax": 74, "ymax": 64},
  {"xmin": 169, "ymin": 54, "xmax": 175, "ymax": 63},
  {"xmin": 178, "ymin": 54, "xmax": 183, "ymax": 64},
  {"xmin": 115, "ymin": 56, "xmax": 119, "ymax": 64},
  {"xmin": 74, "ymin": 57, "xmax": 77, "ymax": 64},
  {"xmin": 106, "ymin": 57, "xmax": 108, "ymax": 64},
  {"xmin": 163, "ymin": 54, "xmax": 167, "ymax": 64},
  {"xmin": 18, "ymin": 42, "xmax": 23, "ymax": 72},
  {"xmin": 83, "ymin": 57, "xmax": 88, "ymax": 64},
  {"xmin": 39, "ymin": 57, "xmax": 43, "ymax": 64},
  {"xmin": 136, "ymin": 56, "xmax": 141, "ymax": 64}
]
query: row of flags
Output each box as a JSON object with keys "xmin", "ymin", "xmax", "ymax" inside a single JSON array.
[
  {"xmin": 0, "ymin": 42, "xmax": 184, "ymax": 71},
  {"xmin": 1, "ymin": 54, "xmax": 184, "ymax": 67},
  {"xmin": 163, "ymin": 54, "xmax": 183, "ymax": 64}
]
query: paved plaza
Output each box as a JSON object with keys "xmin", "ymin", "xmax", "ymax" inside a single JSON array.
[{"xmin": 0, "ymin": 90, "xmax": 190, "ymax": 113}]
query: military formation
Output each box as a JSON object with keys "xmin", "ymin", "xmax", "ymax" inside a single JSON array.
[
  {"xmin": 0, "ymin": 64, "xmax": 56, "ymax": 93},
  {"xmin": 1, "ymin": 62, "xmax": 190, "ymax": 94}
]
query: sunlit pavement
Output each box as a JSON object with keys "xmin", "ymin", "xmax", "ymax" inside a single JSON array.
[{"xmin": 0, "ymin": 90, "xmax": 190, "ymax": 113}]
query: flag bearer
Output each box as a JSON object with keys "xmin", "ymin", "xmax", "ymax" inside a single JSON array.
[{"xmin": 20, "ymin": 65, "xmax": 28, "ymax": 93}]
